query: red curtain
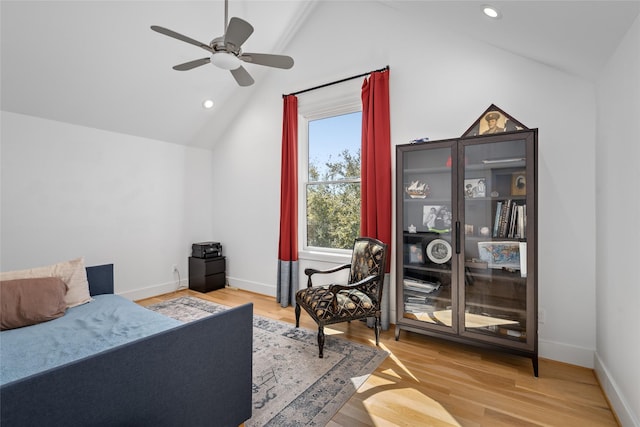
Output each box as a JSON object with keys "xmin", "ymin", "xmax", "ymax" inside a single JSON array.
[
  {"xmin": 361, "ymin": 70, "xmax": 391, "ymax": 272},
  {"xmin": 277, "ymin": 95, "xmax": 299, "ymax": 307}
]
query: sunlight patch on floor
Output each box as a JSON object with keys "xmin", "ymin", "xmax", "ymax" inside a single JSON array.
[
  {"xmin": 378, "ymin": 342, "xmax": 419, "ymax": 382},
  {"xmin": 363, "ymin": 387, "xmax": 462, "ymax": 427}
]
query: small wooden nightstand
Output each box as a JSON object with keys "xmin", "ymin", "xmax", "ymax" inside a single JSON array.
[{"xmin": 188, "ymin": 256, "xmax": 226, "ymax": 292}]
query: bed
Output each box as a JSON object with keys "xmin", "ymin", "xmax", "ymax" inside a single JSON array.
[{"xmin": 0, "ymin": 263, "xmax": 253, "ymax": 427}]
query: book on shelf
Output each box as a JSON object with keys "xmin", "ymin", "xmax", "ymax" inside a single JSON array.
[
  {"xmin": 404, "ymin": 302, "xmax": 438, "ymax": 313},
  {"xmin": 492, "ymin": 199, "xmax": 526, "ymax": 239},
  {"xmin": 492, "ymin": 200, "xmax": 503, "ymax": 237},
  {"xmin": 403, "ymin": 278, "xmax": 441, "ymax": 294}
]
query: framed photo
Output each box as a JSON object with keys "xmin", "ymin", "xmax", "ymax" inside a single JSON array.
[
  {"xmin": 511, "ymin": 172, "xmax": 526, "ymax": 196},
  {"xmin": 461, "ymin": 104, "xmax": 529, "ymax": 138},
  {"xmin": 422, "ymin": 205, "xmax": 452, "ymax": 233},
  {"xmin": 408, "ymin": 243, "xmax": 424, "ymax": 264},
  {"xmin": 464, "ymin": 178, "xmax": 486, "ymax": 198},
  {"xmin": 477, "ymin": 241, "xmax": 521, "ymax": 269}
]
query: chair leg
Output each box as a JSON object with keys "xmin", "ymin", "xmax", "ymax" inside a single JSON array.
[
  {"xmin": 318, "ymin": 326, "xmax": 325, "ymax": 358},
  {"xmin": 374, "ymin": 316, "xmax": 381, "ymax": 346},
  {"xmin": 295, "ymin": 304, "xmax": 301, "ymax": 328}
]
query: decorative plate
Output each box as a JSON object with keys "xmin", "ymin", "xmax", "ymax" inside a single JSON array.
[{"xmin": 425, "ymin": 239, "xmax": 452, "ymax": 264}]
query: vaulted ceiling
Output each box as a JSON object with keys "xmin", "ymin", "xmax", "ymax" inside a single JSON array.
[{"xmin": 2, "ymin": 1, "xmax": 638, "ymax": 148}]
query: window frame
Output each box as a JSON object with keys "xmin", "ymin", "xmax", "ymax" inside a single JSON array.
[{"xmin": 297, "ymin": 89, "xmax": 362, "ymax": 260}]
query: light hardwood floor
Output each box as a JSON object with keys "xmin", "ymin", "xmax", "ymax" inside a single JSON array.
[{"xmin": 137, "ymin": 288, "xmax": 619, "ymax": 427}]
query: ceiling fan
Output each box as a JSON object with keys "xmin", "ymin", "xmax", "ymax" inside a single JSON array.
[{"xmin": 151, "ymin": 0, "xmax": 294, "ymax": 87}]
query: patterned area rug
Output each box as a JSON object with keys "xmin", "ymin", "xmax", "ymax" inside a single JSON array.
[{"xmin": 146, "ymin": 296, "xmax": 388, "ymax": 427}]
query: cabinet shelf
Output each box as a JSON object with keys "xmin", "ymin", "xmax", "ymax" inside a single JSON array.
[
  {"xmin": 404, "ymin": 264, "xmax": 452, "ymax": 274},
  {"xmin": 404, "ymin": 166, "xmax": 451, "ymax": 174},
  {"xmin": 465, "ymin": 269, "xmax": 526, "ymax": 283},
  {"xmin": 403, "ymin": 197, "xmax": 451, "ymax": 204},
  {"xmin": 464, "ymin": 196, "xmax": 526, "ymax": 202},
  {"xmin": 465, "ymin": 160, "xmax": 526, "ymax": 171},
  {"xmin": 396, "ymin": 130, "xmax": 538, "ymax": 376}
]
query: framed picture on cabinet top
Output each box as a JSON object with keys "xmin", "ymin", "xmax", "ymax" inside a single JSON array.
[
  {"xmin": 511, "ymin": 172, "xmax": 526, "ymax": 196},
  {"xmin": 464, "ymin": 178, "xmax": 487, "ymax": 198},
  {"xmin": 462, "ymin": 104, "xmax": 529, "ymax": 137}
]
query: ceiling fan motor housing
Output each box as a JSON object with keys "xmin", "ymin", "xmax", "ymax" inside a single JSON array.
[{"xmin": 209, "ymin": 37, "xmax": 242, "ymax": 69}]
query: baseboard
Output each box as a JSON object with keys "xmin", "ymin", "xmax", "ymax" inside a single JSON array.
[
  {"xmin": 118, "ymin": 279, "xmax": 187, "ymax": 301},
  {"xmin": 538, "ymin": 338, "xmax": 594, "ymax": 368},
  {"xmin": 119, "ymin": 275, "xmax": 274, "ymax": 301},
  {"xmin": 595, "ymin": 353, "xmax": 639, "ymax": 427},
  {"xmin": 227, "ymin": 276, "xmax": 276, "ymax": 297}
]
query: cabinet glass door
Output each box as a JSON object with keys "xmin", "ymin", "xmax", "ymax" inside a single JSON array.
[
  {"xmin": 460, "ymin": 138, "xmax": 530, "ymax": 343},
  {"xmin": 400, "ymin": 143, "xmax": 456, "ymax": 332}
]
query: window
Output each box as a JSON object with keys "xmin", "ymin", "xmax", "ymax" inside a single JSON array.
[
  {"xmin": 299, "ymin": 108, "xmax": 361, "ymax": 252},
  {"xmin": 297, "ymin": 81, "xmax": 362, "ymax": 255}
]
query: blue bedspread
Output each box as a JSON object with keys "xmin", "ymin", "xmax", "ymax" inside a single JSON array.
[{"xmin": 0, "ymin": 294, "xmax": 181, "ymax": 386}]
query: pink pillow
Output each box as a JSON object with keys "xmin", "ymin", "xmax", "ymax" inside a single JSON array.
[{"xmin": 0, "ymin": 277, "xmax": 68, "ymax": 330}]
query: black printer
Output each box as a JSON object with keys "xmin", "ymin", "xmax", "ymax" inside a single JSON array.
[{"xmin": 192, "ymin": 242, "xmax": 222, "ymax": 259}]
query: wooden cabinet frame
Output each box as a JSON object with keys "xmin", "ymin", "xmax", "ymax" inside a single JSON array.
[{"xmin": 395, "ymin": 130, "xmax": 538, "ymax": 376}]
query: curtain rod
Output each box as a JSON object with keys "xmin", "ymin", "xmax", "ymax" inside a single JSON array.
[{"xmin": 283, "ymin": 65, "xmax": 389, "ymax": 98}]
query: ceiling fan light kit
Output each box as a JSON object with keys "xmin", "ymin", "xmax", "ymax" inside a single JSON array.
[
  {"xmin": 211, "ymin": 52, "xmax": 241, "ymax": 70},
  {"xmin": 151, "ymin": 0, "xmax": 294, "ymax": 86}
]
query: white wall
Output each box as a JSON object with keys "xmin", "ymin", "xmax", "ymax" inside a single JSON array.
[
  {"xmin": 595, "ymin": 16, "xmax": 640, "ymax": 427},
  {"xmin": 211, "ymin": 1, "xmax": 598, "ymax": 368},
  {"xmin": 0, "ymin": 112, "xmax": 215, "ymax": 300}
]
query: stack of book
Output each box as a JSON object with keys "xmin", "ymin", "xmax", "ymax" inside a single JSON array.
[
  {"xmin": 403, "ymin": 277, "xmax": 441, "ymax": 313},
  {"xmin": 492, "ymin": 200, "xmax": 526, "ymax": 238}
]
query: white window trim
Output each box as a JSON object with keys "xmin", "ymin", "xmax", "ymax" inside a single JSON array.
[{"xmin": 296, "ymin": 80, "xmax": 362, "ymax": 262}]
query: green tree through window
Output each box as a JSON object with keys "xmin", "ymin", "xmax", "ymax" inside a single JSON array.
[{"xmin": 306, "ymin": 112, "xmax": 361, "ymax": 250}]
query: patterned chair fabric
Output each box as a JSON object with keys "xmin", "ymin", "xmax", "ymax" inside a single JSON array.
[{"xmin": 295, "ymin": 237, "xmax": 388, "ymax": 358}]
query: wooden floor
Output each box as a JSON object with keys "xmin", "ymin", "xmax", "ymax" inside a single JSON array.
[{"xmin": 138, "ymin": 288, "xmax": 619, "ymax": 427}]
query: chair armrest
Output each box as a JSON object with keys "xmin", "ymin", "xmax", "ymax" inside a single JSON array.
[
  {"xmin": 329, "ymin": 274, "xmax": 377, "ymax": 296},
  {"xmin": 304, "ymin": 264, "xmax": 351, "ymax": 288},
  {"xmin": 304, "ymin": 264, "xmax": 351, "ymax": 276}
]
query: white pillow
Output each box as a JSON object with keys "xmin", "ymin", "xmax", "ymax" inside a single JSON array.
[{"xmin": 0, "ymin": 257, "xmax": 92, "ymax": 308}]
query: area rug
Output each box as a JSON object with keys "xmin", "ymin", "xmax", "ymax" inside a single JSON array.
[{"xmin": 146, "ymin": 296, "xmax": 388, "ymax": 427}]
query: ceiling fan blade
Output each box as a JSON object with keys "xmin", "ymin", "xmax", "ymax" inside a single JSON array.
[
  {"xmin": 224, "ymin": 17, "xmax": 254, "ymax": 48},
  {"xmin": 151, "ymin": 25, "xmax": 213, "ymax": 53},
  {"xmin": 230, "ymin": 66, "xmax": 254, "ymax": 87},
  {"xmin": 173, "ymin": 57, "xmax": 211, "ymax": 71},
  {"xmin": 239, "ymin": 53, "xmax": 294, "ymax": 69}
]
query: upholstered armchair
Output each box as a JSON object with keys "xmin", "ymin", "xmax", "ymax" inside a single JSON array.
[{"xmin": 295, "ymin": 237, "xmax": 388, "ymax": 358}]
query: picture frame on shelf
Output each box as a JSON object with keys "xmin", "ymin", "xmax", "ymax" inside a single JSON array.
[
  {"xmin": 511, "ymin": 172, "xmax": 526, "ymax": 196},
  {"xmin": 464, "ymin": 178, "xmax": 486, "ymax": 198},
  {"xmin": 408, "ymin": 243, "xmax": 424, "ymax": 264},
  {"xmin": 422, "ymin": 205, "xmax": 452, "ymax": 233},
  {"xmin": 477, "ymin": 241, "xmax": 521, "ymax": 269},
  {"xmin": 461, "ymin": 104, "xmax": 529, "ymax": 138}
]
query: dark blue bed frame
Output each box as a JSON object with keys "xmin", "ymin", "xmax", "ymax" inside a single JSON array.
[{"xmin": 0, "ymin": 264, "xmax": 253, "ymax": 427}]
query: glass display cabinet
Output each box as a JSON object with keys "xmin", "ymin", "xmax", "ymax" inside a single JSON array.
[{"xmin": 395, "ymin": 129, "xmax": 538, "ymax": 375}]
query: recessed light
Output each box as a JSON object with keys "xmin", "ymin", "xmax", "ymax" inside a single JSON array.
[
  {"xmin": 482, "ymin": 4, "xmax": 502, "ymax": 19},
  {"xmin": 202, "ymin": 99, "xmax": 214, "ymax": 109}
]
